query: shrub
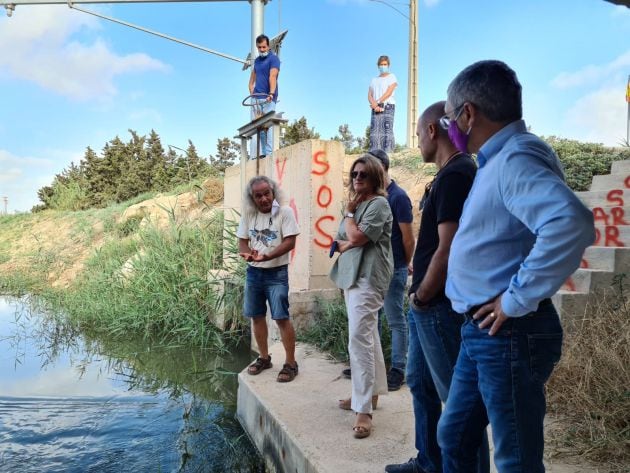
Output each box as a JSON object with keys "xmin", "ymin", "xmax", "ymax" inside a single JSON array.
[{"xmin": 543, "ymin": 137, "xmax": 630, "ymax": 191}]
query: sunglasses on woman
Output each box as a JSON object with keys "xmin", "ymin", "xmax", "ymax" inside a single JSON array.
[{"xmin": 350, "ymin": 171, "xmax": 369, "ymax": 180}]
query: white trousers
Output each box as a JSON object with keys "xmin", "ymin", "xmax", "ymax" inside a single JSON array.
[{"xmin": 344, "ymin": 276, "xmax": 388, "ymax": 413}]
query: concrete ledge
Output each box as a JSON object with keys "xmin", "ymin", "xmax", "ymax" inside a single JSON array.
[{"xmin": 236, "ymin": 342, "xmax": 416, "ymax": 473}]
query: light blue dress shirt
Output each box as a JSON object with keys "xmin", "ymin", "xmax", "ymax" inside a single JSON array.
[{"xmin": 446, "ymin": 120, "xmax": 595, "ymax": 317}]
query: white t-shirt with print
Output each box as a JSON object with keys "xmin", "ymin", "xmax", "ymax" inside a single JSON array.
[
  {"xmin": 369, "ymin": 73, "xmax": 397, "ymax": 105},
  {"xmin": 237, "ymin": 206, "xmax": 300, "ymax": 268}
]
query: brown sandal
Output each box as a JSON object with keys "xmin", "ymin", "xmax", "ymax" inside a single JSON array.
[
  {"xmin": 338, "ymin": 395, "xmax": 378, "ymax": 411},
  {"xmin": 277, "ymin": 362, "xmax": 298, "ymax": 382},
  {"xmin": 353, "ymin": 413, "xmax": 372, "ymax": 439},
  {"xmin": 247, "ymin": 355, "xmax": 272, "ymax": 375}
]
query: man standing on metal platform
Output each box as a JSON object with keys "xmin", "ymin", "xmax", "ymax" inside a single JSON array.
[{"xmin": 248, "ymin": 34, "xmax": 280, "ymax": 159}]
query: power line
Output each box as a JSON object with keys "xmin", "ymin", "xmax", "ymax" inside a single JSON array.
[{"xmin": 367, "ymin": 0, "xmax": 411, "ymax": 22}]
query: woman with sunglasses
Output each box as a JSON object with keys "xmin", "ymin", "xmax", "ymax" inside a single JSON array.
[{"xmin": 330, "ymin": 154, "xmax": 394, "ymax": 439}]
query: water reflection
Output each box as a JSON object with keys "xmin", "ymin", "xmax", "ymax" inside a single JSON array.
[{"xmin": 0, "ymin": 296, "xmax": 264, "ymax": 472}]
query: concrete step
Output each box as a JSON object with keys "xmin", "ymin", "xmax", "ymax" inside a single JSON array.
[
  {"xmin": 593, "ymin": 224, "xmax": 630, "ymax": 247},
  {"xmin": 552, "ymin": 290, "xmax": 590, "ymax": 320},
  {"xmin": 575, "ymin": 189, "xmax": 629, "ymax": 208},
  {"xmin": 590, "ymin": 173, "xmax": 630, "ymax": 191},
  {"xmin": 611, "ymin": 159, "xmax": 630, "ymax": 175},
  {"xmin": 561, "ymin": 268, "xmax": 615, "ymax": 293},
  {"xmin": 581, "ymin": 246, "xmax": 630, "ymax": 272}
]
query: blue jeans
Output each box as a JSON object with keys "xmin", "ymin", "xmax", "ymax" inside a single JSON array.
[
  {"xmin": 243, "ymin": 265, "xmax": 289, "ymax": 319},
  {"xmin": 438, "ymin": 302, "xmax": 562, "ymax": 473},
  {"xmin": 250, "ymin": 99, "xmax": 276, "ymax": 157},
  {"xmin": 407, "ymin": 300, "xmax": 489, "ymax": 473},
  {"xmin": 381, "ymin": 266, "xmax": 408, "ymax": 373}
]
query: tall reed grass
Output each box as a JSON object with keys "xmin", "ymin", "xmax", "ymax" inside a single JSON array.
[{"xmin": 42, "ymin": 211, "xmax": 247, "ymax": 348}]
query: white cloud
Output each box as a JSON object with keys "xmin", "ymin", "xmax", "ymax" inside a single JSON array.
[
  {"xmin": 128, "ymin": 108, "xmax": 163, "ymax": 124},
  {"xmin": 0, "ymin": 149, "xmax": 59, "ymax": 212},
  {"xmin": 552, "ymin": 49, "xmax": 630, "ymax": 89},
  {"xmin": 563, "ymin": 83, "xmax": 628, "ymax": 146},
  {"xmin": 0, "ymin": 5, "xmax": 169, "ymax": 101},
  {"xmin": 611, "ymin": 4, "xmax": 630, "ymax": 18}
]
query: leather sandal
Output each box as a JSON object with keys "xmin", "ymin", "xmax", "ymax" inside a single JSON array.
[
  {"xmin": 353, "ymin": 413, "xmax": 372, "ymax": 439},
  {"xmin": 277, "ymin": 362, "xmax": 298, "ymax": 382},
  {"xmin": 338, "ymin": 395, "xmax": 378, "ymax": 411},
  {"xmin": 247, "ymin": 355, "xmax": 272, "ymax": 375}
]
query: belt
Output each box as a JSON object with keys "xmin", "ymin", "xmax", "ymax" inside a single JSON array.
[
  {"xmin": 466, "ymin": 298, "xmax": 552, "ymax": 317},
  {"xmin": 248, "ymin": 264, "xmax": 288, "ymax": 271}
]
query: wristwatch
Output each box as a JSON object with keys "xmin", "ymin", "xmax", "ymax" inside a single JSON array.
[{"xmin": 345, "ymin": 212, "xmax": 354, "ymax": 219}]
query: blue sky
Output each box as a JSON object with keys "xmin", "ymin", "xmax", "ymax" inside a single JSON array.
[{"xmin": 0, "ymin": 0, "xmax": 629, "ymax": 212}]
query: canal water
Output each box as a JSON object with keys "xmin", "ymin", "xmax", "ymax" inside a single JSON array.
[{"xmin": 0, "ymin": 296, "xmax": 264, "ymax": 472}]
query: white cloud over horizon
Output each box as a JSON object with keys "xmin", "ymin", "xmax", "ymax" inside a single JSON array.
[
  {"xmin": 0, "ymin": 6, "xmax": 169, "ymax": 101},
  {"xmin": 0, "ymin": 149, "xmax": 59, "ymax": 212},
  {"xmin": 552, "ymin": 49, "xmax": 630, "ymax": 89},
  {"xmin": 564, "ymin": 83, "xmax": 629, "ymax": 147},
  {"xmin": 551, "ymin": 51, "xmax": 629, "ymax": 146}
]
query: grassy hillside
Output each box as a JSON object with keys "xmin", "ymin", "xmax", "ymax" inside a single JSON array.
[{"xmin": 0, "ymin": 178, "xmax": 246, "ymax": 348}]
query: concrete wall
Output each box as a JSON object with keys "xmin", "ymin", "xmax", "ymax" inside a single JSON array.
[{"xmin": 224, "ymin": 139, "xmax": 346, "ymax": 292}]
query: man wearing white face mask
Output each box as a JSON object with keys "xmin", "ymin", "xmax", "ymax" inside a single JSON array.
[
  {"xmin": 248, "ymin": 34, "xmax": 280, "ymax": 159},
  {"xmin": 368, "ymin": 55, "xmax": 397, "ymax": 152}
]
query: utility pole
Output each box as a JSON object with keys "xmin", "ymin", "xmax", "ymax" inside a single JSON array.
[
  {"xmin": 250, "ymin": 0, "xmax": 267, "ymax": 63},
  {"xmin": 406, "ymin": 0, "xmax": 418, "ymax": 149},
  {"xmin": 626, "ymin": 74, "xmax": 629, "ymax": 145},
  {"xmin": 2, "ymin": 196, "xmax": 7, "ymax": 215}
]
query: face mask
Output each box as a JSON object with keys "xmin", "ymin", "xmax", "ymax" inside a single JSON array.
[
  {"xmin": 259, "ymin": 51, "xmax": 269, "ymax": 57},
  {"xmin": 447, "ymin": 120, "xmax": 472, "ymax": 154},
  {"xmin": 378, "ymin": 65, "xmax": 389, "ymax": 74}
]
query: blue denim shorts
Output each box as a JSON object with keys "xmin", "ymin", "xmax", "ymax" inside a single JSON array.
[{"xmin": 244, "ymin": 264, "xmax": 290, "ymax": 320}]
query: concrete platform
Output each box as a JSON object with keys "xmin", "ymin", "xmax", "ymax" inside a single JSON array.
[
  {"xmin": 236, "ymin": 342, "xmax": 599, "ymax": 473},
  {"xmin": 237, "ymin": 343, "xmax": 416, "ymax": 473}
]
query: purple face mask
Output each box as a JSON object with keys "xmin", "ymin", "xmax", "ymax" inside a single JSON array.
[{"xmin": 447, "ymin": 120, "xmax": 471, "ymax": 154}]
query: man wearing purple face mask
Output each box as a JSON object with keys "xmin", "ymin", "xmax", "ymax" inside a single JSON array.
[{"xmin": 437, "ymin": 61, "xmax": 595, "ymax": 473}]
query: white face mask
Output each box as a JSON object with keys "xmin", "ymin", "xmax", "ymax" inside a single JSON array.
[
  {"xmin": 259, "ymin": 51, "xmax": 269, "ymax": 57},
  {"xmin": 378, "ymin": 65, "xmax": 389, "ymax": 74}
]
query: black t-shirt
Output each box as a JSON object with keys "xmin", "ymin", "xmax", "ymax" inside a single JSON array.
[
  {"xmin": 386, "ymin": 180, "xmax": 414, "ymax": 268},
  {"xmin": 409, "ymin": 155, "xmax": 477, "ymax": 302}
]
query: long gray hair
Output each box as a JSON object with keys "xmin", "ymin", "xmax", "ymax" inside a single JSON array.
[{"xmin": 242, "ymin": 175, "xmax": 285, "ymax": 215}]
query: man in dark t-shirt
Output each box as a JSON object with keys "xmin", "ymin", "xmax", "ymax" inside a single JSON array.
[{"xmin": 386, "ymin": 102, "xmax": 489, "ymax": 473}]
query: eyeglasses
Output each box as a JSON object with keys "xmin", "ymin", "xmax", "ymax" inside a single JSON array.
[
  {"xmin": 350, "ymin": 171, "xmax": 369, "ymax": 180},
  {"xmin": 439, "ymin": 103, "xmax": 465, "ymax": 130}
]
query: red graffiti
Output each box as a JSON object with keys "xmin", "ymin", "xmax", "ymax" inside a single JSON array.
[
  {"xmin": 317, "ymin": 185, "xmax": 333, "ymax": 209},
  {"xmin": 275, "ymin": 157, "xmax": 288, "ymax": 185},
  {"xmin": 625, "ymin": 175, "xmax": 630, "ymax": 189},
  {"xmin": 314, "ymin": 215, "xmax": 335, "ymax": 248},
  {"xmin": 580, "ymin": 258, "xmax": 589, "ymax": 268},
  {"xmin": 311, "ymin": 150, "xmax": 336, "ymax": 250},
  {"xmin": 564, "ymin": 277, "xmax": 576, "ymax": 292},
  {"xmin": 594, "ymin": 226, "xmax": 625, "ymax": 247},
  {"xmin": 311, "ymin": 151, "xmax": 330, "ymax": 176},
  {"xmin": 606, "ymin": 189, "xmax": 624, "ymax": 207},
  {"xmin": 593, "ymin": 207, "xmax": 628, "ymax": 226}
]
